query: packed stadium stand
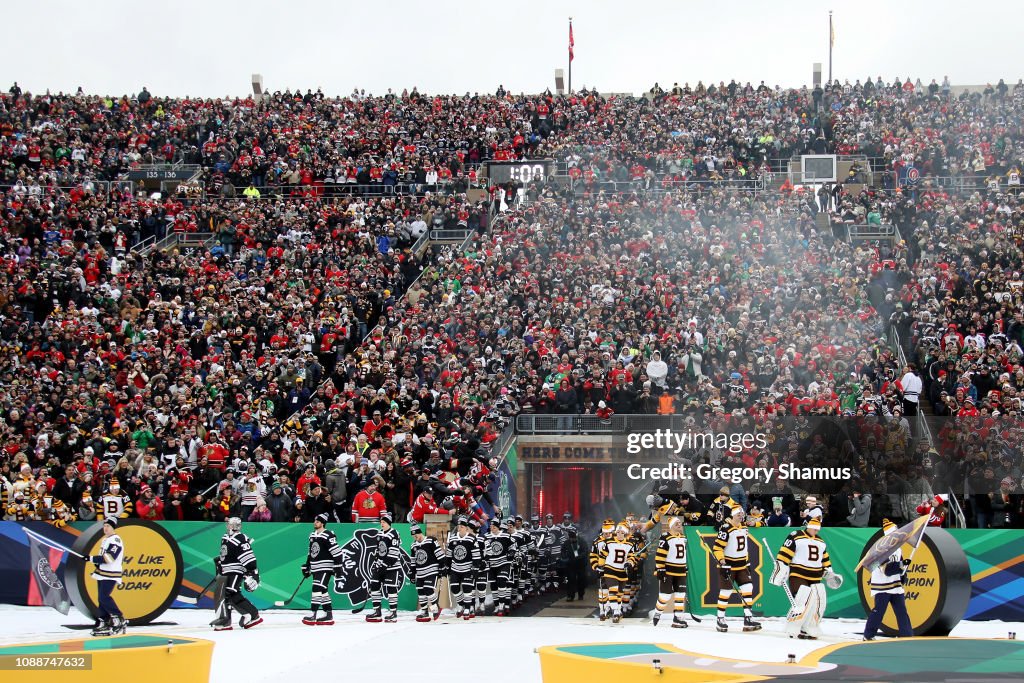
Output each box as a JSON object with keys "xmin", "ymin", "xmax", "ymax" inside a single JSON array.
[{"xmin": 2, "ymin": 76, "xmax": 1023, "ymax": 532}]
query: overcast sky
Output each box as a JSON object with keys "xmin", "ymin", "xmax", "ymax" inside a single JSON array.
[{"xmin": 2, "ymin": 0, "xmax": 1021, "ymax": 99}]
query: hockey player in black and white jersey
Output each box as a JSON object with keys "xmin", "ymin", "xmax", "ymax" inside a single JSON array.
[
  {"xmin": 510, "ymin": 515, "xmax": 534, "ymax": 608},
  {"xmin": 446, "ymin": 516, "xmax": 483, "ymax": 620},
  {"xmin": 540, "ymin": 513, "xmax": 564, "ymax": 592},
  {"xmin": 473, "ymin": 518, "xmax": 490, "ymax": 616},
  {"xmin": 365, "ymin": 511, "xmax": 403, "ymax": 623},
  {"xmin": 485, "ymin": 518, "xmax": 517, "ymax": 616},
  {"xmin": 211, "ymin": 517, "xmax": 262, "ymax": 631},
  {"xmin": 410, "ymin": 524, "xmax": 445, "ymax": 622},
  {"xmin": 301, "ymin": 512, "xmax": 343, "ymax": 626},
  {"xmin": 527, "ymin": 515, "xmax": 544, "ymax": 595}
]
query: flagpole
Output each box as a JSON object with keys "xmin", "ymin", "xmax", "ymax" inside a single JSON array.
[
  {"xmin": 828, "ymin": 11, "xmax": 833, "ymax": 85},
  {"xmin": 568, "ymin": 17, "xmax": 573, "ymax": 94}
]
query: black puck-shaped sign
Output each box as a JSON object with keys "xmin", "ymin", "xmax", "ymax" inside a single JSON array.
[
  {"xmin": 66, "ymin": 520, "xmax": 184, "ymax": 625},
  {"xmin": 857, "ymin": 526, "xmax": 970, "ymax": 636}
]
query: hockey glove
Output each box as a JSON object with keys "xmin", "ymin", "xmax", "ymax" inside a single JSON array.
[
  {"xmin": 823, "ymin": 568, "xmax": 843, "ymax": 589},
  {"xmin": 769, "ymin": 561, "xmax": 789, "ymax": 587},
  {"xmin": 655, "ymin": 568, "xmax": 666, "ymax": 581},
  {"xmin": 884, "ymin": 561, "xmax": 902, "ymax": 577},
  {"xmin": 244, "ymin": 575, "xmax": 259, "ymax": 592},
  {"xmin": 301, "ymin": 564, "xmax": 311, "ymax": 578},
  {"xmin": 91, "ymin": 555, "xmax": 103, "ymax": 567}
]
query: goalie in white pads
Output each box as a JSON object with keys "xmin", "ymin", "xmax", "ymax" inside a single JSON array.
[{"xmin": 770, "ymin": 517, "xmax": 841, "ymax": 639}]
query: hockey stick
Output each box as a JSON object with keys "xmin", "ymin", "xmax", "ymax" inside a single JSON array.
[
  {"xmin": 761, "ymin": 538, "xmax": 796, "ymax": 608},
  {"xmin": 273, "ymin": 576, "xmax": 308, "ymax": 607},
  {"xmin": 696, "ymin": 532, "xmax": 765, "ymax": 619},
  {"xmin": 176, "ymin": 576, "xmax": 217, "ymax": 605}
]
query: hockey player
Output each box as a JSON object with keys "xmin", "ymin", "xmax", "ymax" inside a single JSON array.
[
  {"xmin": 623, "ymin": 517, "xmax": 648, "ymax": 615},
  {"xmin": 770, "ymin": 518, "xmax": 840, "ymax": 639},
  {"xmin": 863, "ymin": 519, "xmax": 913, "ymax": 640},
  {"xmin": 365, "ymin": 511, "xmax": 402, "ymax": 623},
  {"xmin": 485, "ymin": 518, "xmax": 517, "ymax": 616},
  {"xmin": 98, "ymin": 479, "xmax": 132, "ymax": 520},
  {"xmin": 653, "ymin": 517, "xmax": 688, "ymax": 628},
  {"xmin": 540, "ymin": 514, "xmax": 564, "ymax": 591},
  {"xmin": 211, "ymin": 517, "xmax": 262, "ymax": 630},
  {"xmin": 590, "ymin": 520, "xmax": 614, "ymax": 620},
  {"xmin": 711, "ymin": 504, "xmax": 761, "ymax": 633},
  {"xmin": 509, "ymin": 516, "xmax": 534, "ymax": 607},
  {"xmin": 598, "ymin": 524, "xmax": 638, "ymax": 623},
  {"xmin": 410, "ymin": 524, "xmax": 445, "ymax": 622},
  {"xmin": 446, "ymin": 516, "xmax": 482, "ymax": 619},
  {"xmin": 528, "ymin": 515, "xmax": 544, "ymax": 594},
  {"xmin": 301, "ymin": 512, "xmax": 343, "ymax": 625},
  {"xmin": 473, "ymin": 518, "xmax": 490, "ymax": 615},
  {"xmin": 89, "ymin": 518, "xmax": 126, "ymax": 637}
]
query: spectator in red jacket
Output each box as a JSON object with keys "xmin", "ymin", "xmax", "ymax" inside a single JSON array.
[
  {"xmin": 409, "ymin": 489, "xmax": 452, "ymax": 524},
  {"xmin": 135, "ymin": 485, "xmax": 165, "ymax": 520},
  {"xmin": 295, "ymin": 463, "xmax": 322, "ymax": 501},
  {"xmin": 917, "ymin": 495, "xmax": 948, "ymax": 527},
  {"xmin": 351, "ymin": 478, "xmax": 386, "ymax": 522}
]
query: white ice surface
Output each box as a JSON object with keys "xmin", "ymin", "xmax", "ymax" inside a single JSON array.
[{"xmin": 0, "ymin": 606, "xmax": 1018, "ymax": 683}]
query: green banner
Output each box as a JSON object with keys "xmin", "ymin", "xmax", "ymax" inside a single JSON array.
[
  {"xmin": 72, "ymin": 522, "xmax": 418, "ymax": 611},
  {"xmin": 684, "ymin": 527, "xmax": 866, "ymax": 618}
]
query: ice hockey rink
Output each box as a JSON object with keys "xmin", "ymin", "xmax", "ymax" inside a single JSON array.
[{"xmin": 0, "ymin": 605, "xmax": 1020, "ymax": 683}]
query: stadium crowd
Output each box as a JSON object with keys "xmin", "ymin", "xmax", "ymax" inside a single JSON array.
[{"xmin": 1, "ymin": 76, "xmax": 1023, "ymax": 531}]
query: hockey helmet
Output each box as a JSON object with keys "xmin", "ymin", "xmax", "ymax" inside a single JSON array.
[{"xmin": 227, "ymin": 517, "xmax": 242, "ymax": 532}]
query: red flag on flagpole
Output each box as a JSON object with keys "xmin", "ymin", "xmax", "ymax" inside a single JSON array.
[{"xmin": 569, "ymin": 22, "xmax": 574, "ymax": 62}]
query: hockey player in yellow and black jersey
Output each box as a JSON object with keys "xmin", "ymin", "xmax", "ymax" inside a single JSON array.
[
  {"xmin": 597, "ymin": 524, "xmax": 638, "ymax": 623},
  {"xmin": 653, "ymin": 517, "xmax": 689, "ymax": 628},
  {"xmin": 771, "ymin": 518, "xmax": 839, "ymax": 639},
  {"xmin": 589, "ymin": 519, "xmax": 614, "ymax": 620},
  {"xmin": 622, "ymin": 518, "xmax": 648, "ymax": 615},
  {"xmin": 711, "ymin": 504, "xmax": 761, "ymax": 633}
]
